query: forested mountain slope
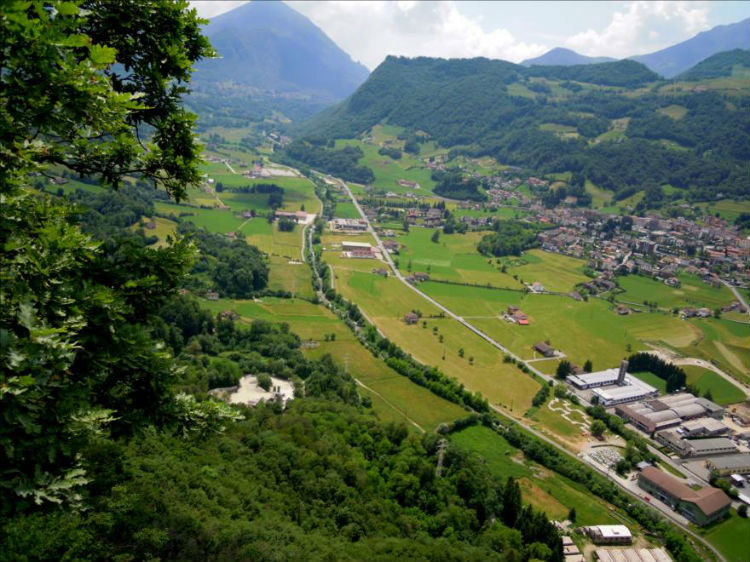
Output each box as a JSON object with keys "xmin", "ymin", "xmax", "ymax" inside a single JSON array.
[
  {"xmin": 677, "ymin": 49, "xmax": 750, "ymax": 81},
  {"xmin": 189, "ymin": 1, "xmax": 369, "ymax": 124},
  {"xmin": 299, "ymin": 56, "xmax": 750, "ymax": 200}
]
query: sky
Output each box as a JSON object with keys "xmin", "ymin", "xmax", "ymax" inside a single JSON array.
[{"xmin": 191, "ymin": 1, "xmax": 749, "ymax": 69}]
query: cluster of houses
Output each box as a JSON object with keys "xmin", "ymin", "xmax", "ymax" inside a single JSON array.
[{"xmin": 536, "ymin": 207, "xmax": 750, "ymax": 290}]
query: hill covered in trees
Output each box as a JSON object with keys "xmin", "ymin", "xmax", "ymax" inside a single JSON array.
[
  {"xmin": 298, "ymin": 55, "xmax": 749, "ymax": 201},
  {"xmin": 677, "ymin": 49, "xmax": 750, "ymax": 81}
]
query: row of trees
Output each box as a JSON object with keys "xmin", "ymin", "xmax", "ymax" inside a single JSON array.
[{"xmin": 627, "ymin": 353, "xmax": 687, "ymax": 393}]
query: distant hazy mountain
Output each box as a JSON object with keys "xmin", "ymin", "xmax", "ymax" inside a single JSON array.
[
  {"xmin": 193, "ymin": 1, "xmax": 369, "ymax": 107},
  {"xmin": 677, "ymin": 49, "xmax": 750, "ymax": 81},
  {"xmin": 631, "ymin": 18, "xmax": 750, "ymax": 78},
  {"xmin": 521, "ymin": 48, "xmax": 615, "ymax": 67}
]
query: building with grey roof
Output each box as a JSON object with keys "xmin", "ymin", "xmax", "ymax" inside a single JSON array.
[{"xmin": 705, "ymin": 454, "xmax": 750, "ymax": 476}]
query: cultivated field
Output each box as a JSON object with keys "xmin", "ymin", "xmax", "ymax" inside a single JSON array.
[{"xmin": 331, "ymin": 267, "xmax": 542, "ymax": 414}]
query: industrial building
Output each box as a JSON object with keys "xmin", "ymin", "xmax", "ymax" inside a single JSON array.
[
  {"xmin": 584, "ymin": 525, "xmax": 632, "ymax": 545},
  {"xmin": 331, "ymin": 218, "xmax": 367, "ymax": 232},
  {"xmin": 705, "ymin": 454, "xmax": 750, "ymax": 476},
  {"xmin": 615, "ymin": 393, "xmax": 724, "ymax": 434},
  {"xmin": 594, "ymin": 548, "xmax": 673, "ymax": 562},
  {"xmin": 655, "ymin": 431, "xmax": 737, "ymax": 457},
  {"xmin": 567, "ymin": 360, "xmax": 659, "ymax": 406},
  {"xmin": 680, "ymin": 418, "xmax": 729, "ymax": 437},
  {"xmin": 638, "ymin": 466, "xmax": 731, "ymax": 526}
]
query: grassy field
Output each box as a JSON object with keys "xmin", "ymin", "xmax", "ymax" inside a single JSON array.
[
  {"xmin": 631, "ymin": 371, "xmax": 668, "ymax": 394},
  {"xmin": 616, "ymin": 274, "xmax": 735, "ymax": 310},
  {"xmin": 335, "ymin": 138, "xmax": 437, "ymax": 195},
  {"xmin": 502, "ymin": 250, "xmax": 589, "ymax": 293},
  {"xmin": 657, "ymin": 104, "xmax": 688, "ymax": 120},
  {"xmin": 696, "ymin": 200, "xmax": 749, "ymax": 223},
  {"xmin": 698, "ymin": 510, "xmax": 750, "ymax": 562},
  {"xmin": 420, "ymin": 282, "xmax": 697, "ymax": 369},
  {"xmin": 132, "ymin": 216, "xmax": 177, "ymax": 248},
  {"xmin": 331, "ymin": 267, "xmax": 542, "ymax": 414},
  {"xmin": 200, "ymin": 297, "xmax": 466, "ymax": 430},
  {"xmin": 681, "ymin": 365, "xmax": 746, "ymax": 406},
  {"xmin": 155, "ymin": 201, "xmax": 245, "ymax": 234},
  {"xmin": 451, "ymin": 425, "xmax": 628, "ymax": 526},
  {"xmin": 397, "ymin": 229, "xmax": 520, "ymax": 287},
  {"xmin": 585, "ymin": 180, "xmax": 614, "ymax": 209},
  {"xmin": 682, "ymin": 318, "xmax": 750, "ymax": 384}
]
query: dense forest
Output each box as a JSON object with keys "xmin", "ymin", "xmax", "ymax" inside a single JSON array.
[
  {"xmin": 282, "ymin": 138, "xmax": 375, "ymax": 184},
  {"xmin": 477, "ymin": 221, "xmax": 540, "ymax": 257},
  {"xmin": 300, "ymin": 55, "xmax": 750, "ymax": 200},
  {"xmin": 433, "ymin": 169, "xmax": 486, "ymax": 201}
]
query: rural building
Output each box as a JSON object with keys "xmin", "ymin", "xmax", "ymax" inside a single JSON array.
[
  {"xmin": 397, "ymin": 179, "xmax": 418, "ymax": 189},
  {"xmin": 275, "ymin": 210, "xmax": 308, "ymax": 223},
  {"xmin": 534, "ymin": 342, "xmax": 555, "ymax": 357},
  {"xmin": 594, "ymin": 548, "xmax": 673, "ymax": 562},
  {"xmin": 382, "ymin": 239, "xmax": 399, "ymax": 253},
  {"xmin": 637, "ymin": 466, "xmax": 731, "ymax": 526},
  {"xmin": 531, "ymin": 281, "xmax": 546, "ymax": 292},
  {"xmin": 705, "ymin": 454, "xmax": 750, "ymax": 476},
  {"xmin": 331, "ymin": 218, "xmax": 367, "ymax": 232},
  {"xmin": 584, "ymin": 525, "xmax": 632, "ymax": 545},
  {"xmin": 403, "ymin": 312, "xmax": 419, "ymax": 325}
]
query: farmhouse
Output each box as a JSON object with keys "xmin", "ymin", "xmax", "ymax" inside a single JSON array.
[
  {"xmin": 534, "ymin": 342, "xmax": 555, "ymax": 357},
  {"xmin": 404, "ymin": 312, "xmax": 419, "ymax": 325},
  {"xmin": 397, "ymin": 179, "xmax": 418, "ymax": 189},
  {"xmin": 275, "ymin": 210, "xmax": 308, "ymax": 223},
  {"xmin": 638, "ymin": 466, "xmax": 731, "ymax": 526}
]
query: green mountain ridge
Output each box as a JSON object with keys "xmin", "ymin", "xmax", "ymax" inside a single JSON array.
[
  {"xmin": 677, "ymin": 49, "xmax": 750, "ymax": 81},
  {"xmin": 298, "ymin": 55, "xmax": 750, "ymax": 201}
]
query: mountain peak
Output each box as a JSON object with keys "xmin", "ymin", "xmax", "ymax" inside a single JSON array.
[
  {"xmin": 195, "ymin": 1, "xmax": 369, "ymax": 102},
  {"xmin": 522, "ymin": 47, "xmax": 616, "ymax": 67}
]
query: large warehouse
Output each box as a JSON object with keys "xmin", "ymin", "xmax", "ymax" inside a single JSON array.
[
  {"xmin": 616, "ymin": 393, "xmax": 725, "ymax": 434},
  {"xmin": 567, "ymin": 360, "xmax": 659, "ymax": 406},
  {"xmin": 638, "ymin": 466, "xmax": 731, "ymax": 526}
]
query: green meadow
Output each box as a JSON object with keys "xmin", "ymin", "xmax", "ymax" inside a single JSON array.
[
  {"xmin": 419, "ymin": 282, "xmax": 697, "ymax": 369},
  {"xmin": 331, "ymin": 267, "xmax": 542, "ymax": 414},
  {"xmin": 616, "ymin": 273, "xmax": 735, "ymax": 310},
  {"xmin": 681, "ymin": 365, "xmax": 746, "ymax": 406}
]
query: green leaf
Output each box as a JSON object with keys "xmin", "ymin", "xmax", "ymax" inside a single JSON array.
[{"xmin": 88, "ymin": 44, "xmax": 117, "ymax": 66}]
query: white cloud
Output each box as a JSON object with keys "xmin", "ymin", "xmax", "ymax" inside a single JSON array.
[
  {"xmin": 190, "ymin": 1, "xmax": 247, "ymax": 19},
  {"xmin": 286, "ymin": 1, "xmax": 549, "ymax": 69},
  {"xmin": 564, "ymin": 1, "xmax": 710, "ymax": 57}
]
